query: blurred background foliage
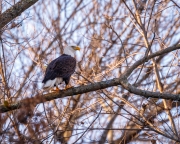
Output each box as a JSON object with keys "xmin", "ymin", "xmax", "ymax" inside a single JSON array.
[{"xmin": 0, "ymin": 0, "xmax": 180, "ymax": 143}]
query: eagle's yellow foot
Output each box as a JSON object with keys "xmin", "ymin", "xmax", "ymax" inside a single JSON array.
[
  {"xmin": 4, "ymin": 100, "xmax": 10, "ymax": 108},
  {"xmin": 65, "ymin": 84, "xmax": 73, "ymax": 90},
  {"xmin": 51, "ymin": 86, "xmax": 60, "ymax": 92}
]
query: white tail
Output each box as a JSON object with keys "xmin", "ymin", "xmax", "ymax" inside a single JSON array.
[{"xmin": 43, "ymin": 78, "xmax": 63, "ymax": 89}]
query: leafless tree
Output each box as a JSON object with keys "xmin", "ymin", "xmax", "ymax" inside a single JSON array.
[{"xmin": 0, "ymin": 0, "xmax": 180, "ymax": 143}]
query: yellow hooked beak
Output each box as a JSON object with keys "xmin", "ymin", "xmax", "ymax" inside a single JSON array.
[{"xmin": 73, "ymin": 46, "xmax": 81, "ymax": 51}]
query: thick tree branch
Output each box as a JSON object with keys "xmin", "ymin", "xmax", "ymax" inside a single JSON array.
[
  {"xmin": 0, "ymin": 0, "xmax": 39, "ymax": 30},
  {"xmin": 0, "ymin": 78, "xmax": 121, "ymax": 113},
  {"xmin": 121, "ymin": 80, "xmax": 180, "ymax": 100},
  {"xmin": 124, "ymin": 44, "xmax": 180, "ymax": 78},
  {"xmin": 0, "ymin": 77, "xmax": 180, "ymax": 113},
  {"xmin": 0, "ymin": 44, "xmax": 180, "ymax": 113}
]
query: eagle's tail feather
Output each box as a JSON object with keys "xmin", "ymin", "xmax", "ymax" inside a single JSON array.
[{"xmin": 43, "ymin": 78, "xmax": 57, "ymax": 89}]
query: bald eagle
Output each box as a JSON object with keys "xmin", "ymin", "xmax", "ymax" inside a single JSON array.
[{"xmin": 42, "ymin": 44, "xmax": 80, "ymax": 90}]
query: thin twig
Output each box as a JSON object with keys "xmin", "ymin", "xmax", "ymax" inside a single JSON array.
[{"xmin": 72, "ymin": 107, "xmax": 102, "ymax": 144}]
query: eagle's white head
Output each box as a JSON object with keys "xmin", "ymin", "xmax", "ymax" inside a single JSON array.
[{"xmin": 64, "ymin": 44, "xmax": 80, "ymax": 57}]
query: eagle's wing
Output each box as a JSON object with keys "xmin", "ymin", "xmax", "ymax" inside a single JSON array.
[{"xmin": 42, "ymin": 55, "xmax": 76, "ymax": 83}]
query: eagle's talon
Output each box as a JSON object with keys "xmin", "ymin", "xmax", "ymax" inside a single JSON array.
[{"xmin": 51, "ymin": 86, "xmax": 60, "ymax": 92}]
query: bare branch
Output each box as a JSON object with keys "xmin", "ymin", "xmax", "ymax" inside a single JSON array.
[
  {"xmin": 0, "ymin": 44, "xmax": 180, "ymax": 113},
  {"xmin": 0, "ymin": 0, "xmax": 38, "ymax": 30}
]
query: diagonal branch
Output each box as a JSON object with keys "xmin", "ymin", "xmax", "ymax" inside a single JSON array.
[
  {"xmin": 0, "ymin": 44, "xmax": 180, "ymax": 113},
  {"xmin": 123, "ymin": 44, "xmax": 180, "ymax": 78},
  {"xmin": 0, "ymin": 0, "xmax": 39, "ymax": 30}
]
